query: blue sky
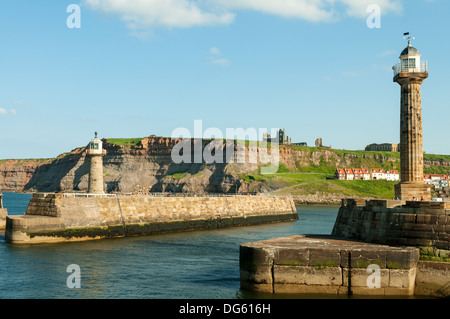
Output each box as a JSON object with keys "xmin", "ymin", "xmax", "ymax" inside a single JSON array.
[{"xmin": 0, "ymin": 0, "xmax": 449, "ymax": 159}]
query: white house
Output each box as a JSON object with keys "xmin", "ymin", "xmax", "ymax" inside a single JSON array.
[
  {"xmin": 353, "ymin": 168, "xmax": 363, "ymax": 180},
  {"xmin": 371, "ymin": 169, "xmax": 386, "ymax": 180},
  {"xmin": 430, "ymin": 174, "xmax": 449, "ymax": 188},
  {"xmin": 345, "ymin": 169, "xmax": 354, "ymax": 180},
  {"xmin": 424, "ymin": 174, "xmax": 433, "ymax": 185},
  {"xmin": 362, "ymin": 169, "xmax": 371, "ymax": 180},
  {"xmin": 385, "ymin": 170, "xmax": 400, "ymax": 181},
  {"xmin": 335, "ymin": 169, "xmax": 346, "ymax": 180}
]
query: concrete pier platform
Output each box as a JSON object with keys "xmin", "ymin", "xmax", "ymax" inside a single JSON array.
[{"xmin": 240, "ymin": 234, "xmax": 449, "ymax": 297}]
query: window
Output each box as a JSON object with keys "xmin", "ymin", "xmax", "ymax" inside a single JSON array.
[
  {"xmin": 90, "ymin": 143, "xmax": 99, "ymax": 150},
  {"xmin": 401, "ymin": 58, "xmax": 416, "ymax": 70}
]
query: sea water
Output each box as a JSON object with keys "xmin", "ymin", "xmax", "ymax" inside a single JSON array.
[{"xmin": 0, "ymin": 192, "xmax": 338, "ymax": 299}]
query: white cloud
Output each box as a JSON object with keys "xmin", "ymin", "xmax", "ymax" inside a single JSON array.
[
  {"xmin": 83, "ymin": 0, "xmax": 235, "ymax": 29},
  {"xmin": 338, "ymin": 0, "xmax": 402, "ymax": 18},
  {"xmin": 210, "ymin": 47, "xmax": 221, "ymax": 55},
  {"xmin": 82, "ymin": 0, "xmax": 403, "ymax": 30},
  {"xmin": 342, "ymin": 71, "xmax": 360, "ymax": 77},
  {"xmin": 207, "ymin": 47, "xmax": 230, "ymax": 66},
  {"xmin": 214, "ymin": 0, "xmax": 335, "ymax": 22},
  {"xmin": 0, "ymin": 108, "xmax": 18, "ymax": 117},
  {"xmin": 219, "ymin": 0, "xmax": 403, "ymax": 20},
  {"xmin": 211, "ymin": 58, "xmax": 230, "ymax": 66}
]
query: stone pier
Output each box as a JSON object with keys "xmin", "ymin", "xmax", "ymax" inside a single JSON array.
[{"xmin": 5, "ymin": 193, "xmax": 298, "ymax": 244}]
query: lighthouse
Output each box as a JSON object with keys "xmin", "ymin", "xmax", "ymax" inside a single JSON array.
[
  {"xmin": 86, "ymin": 132, "xmax": 106, "ymax": 194},
  {"xmin": 393, "ymin": 35, "xmax": 431, "ymax": 201}
]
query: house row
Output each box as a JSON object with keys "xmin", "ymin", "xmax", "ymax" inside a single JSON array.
[
  {"xmin": 424, "ymin": 174, "xmax": 449, "ymax": 188},
  {"xmin": 334, "ymin": 168, "xmax": 400, "ymax": 181},
  {"xmin": 335, "ymin": 169, "xmax": 450, "ymax": 187}
]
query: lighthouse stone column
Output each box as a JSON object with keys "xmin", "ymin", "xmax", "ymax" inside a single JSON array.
[
  {"xmin": 393, "ymin": 42, "xmax": 431, "ymax": 201},
  {"xmin": 86, "ymin": 133, "xmax": 106, "ymax": 194}
]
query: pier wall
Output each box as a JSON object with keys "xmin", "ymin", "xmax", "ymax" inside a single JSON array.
[
  {"xmin": 332, "ymin": 199, "xmax": 450, "ymax": 261},
  {"xmin": 5, "ymin": 193, "xmax": 298, "ymax": 244}
]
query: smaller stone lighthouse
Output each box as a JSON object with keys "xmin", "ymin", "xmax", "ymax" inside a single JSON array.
[{"xmin": 86, "ymin": 132, "xmax": 106, "ymax": 194}]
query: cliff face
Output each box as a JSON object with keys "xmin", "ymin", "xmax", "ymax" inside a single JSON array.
[
  {"xmin": 0, "ymin": 159, "xmax": 53, "ymax": 191},
  {"xmin": 1, "ymin": 137, "xmax": 449, "ymax": 195},
  {"xmin": 0, "ymin": 137, "xmax": 261, "ymax": 194}
]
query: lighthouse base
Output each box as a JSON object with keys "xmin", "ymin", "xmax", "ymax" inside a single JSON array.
[{"xmin": 395, "ymin": 182, "xmax": 431, "ymax": 201}]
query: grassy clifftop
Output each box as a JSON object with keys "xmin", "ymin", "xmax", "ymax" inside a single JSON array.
[
  {"xmin": 241, "ymin": 170, "xmax": 397, "ymax": 201},
  {"xmin": 239, "ymin": 145, "xmax": 450, "ymax": 201}
]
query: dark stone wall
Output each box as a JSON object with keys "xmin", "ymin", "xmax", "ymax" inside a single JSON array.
[
  {"xmin": 27, "ymin": 213, "xmax": 299, "ymax": 241},
  {"xmin": 332, "ymin": 199, "xmax": 450, "ymax": 261}
]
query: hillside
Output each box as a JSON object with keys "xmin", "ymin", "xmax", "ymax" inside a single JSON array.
[{"xmin": 1, "ymin": 136, "xmax": 449, "ymax": 204}]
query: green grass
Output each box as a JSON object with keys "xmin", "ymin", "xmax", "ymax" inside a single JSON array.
[
  {"xmin": 296, "ymin": 164, "xmax": 337, "ymax": 174},
  {"xmin": 251, "ymin": 166, "xmax": 397, "ymax": 199},
  {"xmin": 168, "ymin": 172, "xmax": 190, "ymax": 180},
  {"xmin": 291, "ymin": 145, "xmax": 450, "ymax": 163},
  {"xmin": 240, "ymin": 169, "xmax": 397, "ymax": 199},
  {"xmin": 291, "ymin": 145, "xmax": 323, "ymax": 153},
  {"xmin": 240, "ymin": 173, "xmax": 271, "ymax": 183},
  {"xmin": 424, "ymin": 153, "xmax": 450, "ymax": 162},
  {"xmin": 291, "ymin": 145, "xmax": 399, "ymax": 158},
  {"xmin": 275, "ymin": 163, "xmax": 290, "ymax": 173},
  {"xmin": 106, "ymin": 138, "xmax": 143, "ymax": 146},
  {"xmin": 274, "ymin": 172, "xmax": 333, "ymax": 181},
  {"xmin": 331, "ymin": 149, "xmax": 400, "ymax": 159},
  {"xmin": 273, "ymin": 179, "xmax": 396, "ymax": 199},
  {"xmin": 424, "ymin": 166, "xmax": 450, "ymax": 175}
]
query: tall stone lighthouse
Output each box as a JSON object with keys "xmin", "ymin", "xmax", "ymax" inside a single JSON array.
[
  {"xmin": 86, "ymin": 132, "xmax": 106, "ymax": 194},
  {"xmin": 393, "ymin": 36, "xmax": 431, "ymax": 201}
]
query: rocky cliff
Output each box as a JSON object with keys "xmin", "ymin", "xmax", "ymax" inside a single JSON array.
[{"xmin": 1, "ymin": 137, "xmax": 260, "ymax": 194}]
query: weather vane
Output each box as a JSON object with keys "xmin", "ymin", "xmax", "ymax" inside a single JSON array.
[{"xmin": 403, "ymin": 32, "xmax": 415, "ymax": 45}]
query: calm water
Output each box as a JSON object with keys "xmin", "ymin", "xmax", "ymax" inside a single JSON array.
[{"xmin": 0, "ymin": 192, "xmax": 339, "ymax": 299}]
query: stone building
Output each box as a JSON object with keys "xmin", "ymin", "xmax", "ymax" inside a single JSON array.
[
  {"xmin": 315, "ymin": 138, "xmax": 323, "ymax": 148},
  {"xmin": 263, "ymin": 129, "xmax": 292, "ymax": 145},
  {"xmin": 315, "ymin": 137, "xmax": 331, "ymax": 149},
  {"xmin": 365, "ymin": 143, "xmax": 399, "ymax": 152}
]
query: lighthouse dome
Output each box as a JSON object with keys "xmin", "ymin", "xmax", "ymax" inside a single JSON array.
[
  {"xmin": 401, "ymin": 43, "xmax": 420, "ymax": 57},
  {"xmin": 87, "ymin": 132, "xmax": 103, "ymax": 155}
]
